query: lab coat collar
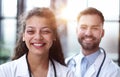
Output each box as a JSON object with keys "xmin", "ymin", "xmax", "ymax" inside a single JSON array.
[
  {"xmin": 16, "ymin": 54, "xmax": 29, "ymax": 77},
  {"xmin": 74, "ymin": 51, "xmax": 84, "ymax": 63},
  {"xmin": 47, "ymin": 59, "xmax": 54, "ymax": 77},
  {"xmin": 85, "ymin": 50, "xmax": 105, "ymax": 77},
  {"xmin": 74, "ymin": 51, "xmax": 104, "ymax": 77},
  {"xmin": 15, "ymin": 54, "xmax": 54, "ymax": 77},
  {"xmin": 73, "ymin": 51, "xmax": 84, "ymax": 77}
]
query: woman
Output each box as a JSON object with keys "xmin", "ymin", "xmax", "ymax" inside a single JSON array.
[{"xmin": 0, "ymin": 7, "xmax": 74, "ymax": 77}]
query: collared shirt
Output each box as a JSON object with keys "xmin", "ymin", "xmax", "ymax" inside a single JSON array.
[{"xmin": 81, "ymin": 50, "xmax": 101, "ymax": 77}]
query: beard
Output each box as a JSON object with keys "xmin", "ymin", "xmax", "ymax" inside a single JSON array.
[{"xmin": 78, "ymin": 35, "xmax": 101, "ymax": 50}]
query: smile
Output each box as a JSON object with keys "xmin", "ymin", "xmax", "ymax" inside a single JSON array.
[
  {"xmin": 34, "ymin": 43, "xmax": 43, "ymax": 46},
  {"xmin": 33, "ymin": 43, "xmax": 46, "ymax": 47},
  {"xmin": 84, "ymin": 38, "xmax": 93, "ymax": 41}
]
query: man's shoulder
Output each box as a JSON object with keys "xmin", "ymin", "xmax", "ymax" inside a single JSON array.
[
  {"xmin": 104, "ymin": 57, "xmax": 120, "ymax": 70},
  {"xmin": 65, "ymin": 53, "xmax": 80, "ymax": 65}
]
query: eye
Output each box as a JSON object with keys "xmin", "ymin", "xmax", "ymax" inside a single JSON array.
[
  {"xmin": 92, "ymin": 26, "xmax": 99, "ymax": 30},
  {"xmin": 26, "ymin": 30, "xmax": 35, "ymax": 35},
  {"xmin": 80, "ymin": 25, "xmax": 87, "ymax": 30},
  {"xmin": 41, "ymin": 28, "xmax": 52, "ymax": 34}
]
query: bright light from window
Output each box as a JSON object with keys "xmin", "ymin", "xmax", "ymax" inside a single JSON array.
[
  {"xmin": 2, "ymin": 0, "xmax": 17, "ymax": 17},
  {"xmin": 26, "ymin": 0, "xmax": 51, "ymax": 11},
  {"xmin": 88, "ymin": 0, "xmax": 119, "ymax": 20},
  {"xmin": 59, "ymin": 0, "xmax": 87, "ymax": 21},
  {"xmin": 2, "ymin": 19, "xmax": 16, "ymax": 45}
]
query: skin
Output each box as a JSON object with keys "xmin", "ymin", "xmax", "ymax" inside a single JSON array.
[
  {"xmin": 23, "ymin": 16, "xmax": 56, "ymax": 77},
  {"xmin": 77, "ymin": 14, "xmax": 104, "ymax": 56}
]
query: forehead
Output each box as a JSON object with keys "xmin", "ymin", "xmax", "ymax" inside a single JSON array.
[
  {"xmin": 26, "ymin": 16, "xmax": 52, "ymax": 28},
  {"xmin": 26, "ymin": 16, "xmax": 49, "ymax": 24},
  {"xmin": 78, "ymin": 14, "xmax": 103, "ymax": 25}
]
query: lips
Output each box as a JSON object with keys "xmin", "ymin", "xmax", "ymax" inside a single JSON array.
[
  {"xmin": 82, "ymin": 37, "xmax": 94, "ymax": 43},
  {"xmin": 84, "ymin": 38, "xmax": 93, "ymax": 41},
  {"xmin": 32, "ymin": 42, "xmax": 46, "ymax": 48},
  {"xmin": 34, "ymin": 43, "xmax": 44, "ymax": 46}
]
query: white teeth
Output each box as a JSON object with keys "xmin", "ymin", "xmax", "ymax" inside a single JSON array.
[
  {"xmin": 85, "ymin": 38, "xmax": 92, "ymax": 41},
  {"xmin": 84, "ymin": 38, "xmax": 93, "ymax": 42},
  {"xmin": 34, "ymin": 44, "xmax": 43, "ymax": 46}
]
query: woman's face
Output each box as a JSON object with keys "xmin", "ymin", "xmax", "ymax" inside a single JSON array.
[{"xmin": 23, "ymin": 16, "xmax": 55, "ymax": 56}]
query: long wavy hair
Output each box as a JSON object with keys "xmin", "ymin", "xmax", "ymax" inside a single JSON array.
[{"xmin": 12, "ymin": 7, "xmax": 65, "ymax": 65}]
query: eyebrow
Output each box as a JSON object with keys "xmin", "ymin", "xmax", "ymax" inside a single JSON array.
[
  {"xmin": 26, "ymin": 26, "xmax": 34, "ymax": 29},
  {"xmin": 80, "ymin": 24, "xmax": 101, "ymax": 27},
  {"xmin": 26, "ymin": 25, "xmax": 51, "ymax": 29},
  {"xmin": 92, "ymin": 25, "xmax": 100, "ymax": 27}
]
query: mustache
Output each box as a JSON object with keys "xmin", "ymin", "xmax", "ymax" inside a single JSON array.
[{"xmin": 82, "ymin": 35, "xmax": 96, "ymax": 40}]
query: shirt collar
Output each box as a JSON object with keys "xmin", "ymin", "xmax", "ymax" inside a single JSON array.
[
  {"xmin": 82, "ymin": 50, "xmax": 101, "ymax": 67},
  {"xmin": 86, "ymin": 50, "xmax": 101, "ymax": 65}
]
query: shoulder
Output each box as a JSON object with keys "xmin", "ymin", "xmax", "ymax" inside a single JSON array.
[
  {"xmin": 65, "ymin": 53, "xmax": 82, "ymax": 66},
  {"xmin": 0, "ymin": 55, "xmax": 23, "ymax": 69},
  {"xmin": 53, "ymin": 60, "xmax": 68, "ymax": 71},
  {"xmin": 53, "ymin": 60, "xmax": 75, "ymax": 77},
  {"xmin": 102, "ymin": 56, "xmax": 120, "ymax": 76},
  {"xmin": 0, "ymin": 54, "xmax": 27, "ymax": 76},
  {"xmin": 104, "ymin": 57, "xmax": 120, "ymax": 70},
  {"xmin": 0, "ymin": 54, "xmax": 26, "ymax": 67}
]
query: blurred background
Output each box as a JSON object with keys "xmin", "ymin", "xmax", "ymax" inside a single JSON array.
[{"xmin": 0, "ymin": 0, "xmax": 120, "ymax": 66}]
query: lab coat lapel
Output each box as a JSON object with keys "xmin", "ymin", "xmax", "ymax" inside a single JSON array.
[
  {"xmin": 74, "ymin": 52, "xmax": 84, "ymax": 77},
  {"xmin": 16, "ymin": 54, "xmax": 29, "ymax": 77},
  {"xmin": 16, "ymin": 56, "xmax": 54, "ymax": 77},
  {"xmin": 85, "ymin": 51, "xmax": 104, "ymax": 77},
  {"xmin": 47, "ymin": 60, "xmax": 54, "ymax": 77},
  {"xmin": 84, "ymin": 65, "xmax": 96, "ymax": 77}
]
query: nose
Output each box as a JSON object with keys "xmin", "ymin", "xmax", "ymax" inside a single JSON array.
[
  {"xmin": 85, "ymin": 28, "xmax": 92, "ymax": 36},
  {"xmin": 34, "ymin": 32, "xmax": 43, "ymax": 40}
]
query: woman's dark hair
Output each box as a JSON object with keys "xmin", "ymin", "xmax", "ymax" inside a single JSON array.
[{"xmin": 12, "ymin": 7, "xmax": 65, "ymax": 65}]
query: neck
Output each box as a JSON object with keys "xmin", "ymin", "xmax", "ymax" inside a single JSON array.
[
  {"xmin": 27, "ymin": 52, "xmax": 49, "ymax": 71},
  {"xmin": 82, "ymin": 47, "xmax": 99, "ymax": 56}
]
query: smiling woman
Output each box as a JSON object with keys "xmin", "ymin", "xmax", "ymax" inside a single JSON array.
[{"xmin": 0, "ymin": 7, "xmax": 75, "ymax": 77}]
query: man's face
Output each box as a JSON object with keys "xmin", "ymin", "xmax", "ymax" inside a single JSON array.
[{"xmin": 77, "ymin": 14, "xmax": 104, "ymax": 50}]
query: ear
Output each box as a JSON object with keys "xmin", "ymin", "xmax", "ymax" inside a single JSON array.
[
  {"xmin": 101, "ymin": 29, "xmax": 104, "ymax": 38},
  {"xmin": 76, "ymin": 26, "xmax": 78, "ymax": 34},
  {"xmin": 22, "ymin": 34, "xmax": 25, "ymax": 41},
  {"xmin": 53, "ymin": 37, "xmax": 56, "ymax": 41}
]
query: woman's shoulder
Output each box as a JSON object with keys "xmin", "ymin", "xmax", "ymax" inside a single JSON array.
[
  {"xmin": 0, "ymin": 54, "xmax": 27, "ymax": 72},
  {"xmin": 0, "ymin": 54, "xmax": 28, "ymax": 77},
  {"xmin": 0, "ymin": 54, "xmax": 26, "ymax": 66},
  {"xmin": 52, "ymin": 60, "xmax": 75, "ymax": 77},
  {"xmin": 53, "ymin": 60, "xmax": 68, "ymax": 70}
]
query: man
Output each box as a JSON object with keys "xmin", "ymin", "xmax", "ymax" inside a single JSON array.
[{"xmin": 66, "ymin": 7, "xmax": 120, "ymax": 77}]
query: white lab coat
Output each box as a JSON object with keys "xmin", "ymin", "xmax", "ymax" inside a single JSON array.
[
  {"xmin": 66, "ymin": 49, "xmax": 120, "ymax": 77},
  {"xmin": 0, "ymin": 54, "xmax": 74, "ymax": 77}
]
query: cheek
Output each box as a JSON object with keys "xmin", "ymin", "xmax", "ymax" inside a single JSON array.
[
  {"xmin": 95, "ymin": 28, "xmax": 104, "ymax": 38},
  {"xmin": 42, "ymin": 33, "xmax": 54, "ymax": 41},
  {"xmin": 46, "ymin": 35, "xmax": 55, "ymax": 42},
  {"xmin": 23, "ymin": 33, "xmax": 32, "ymax": 42},
  {"xmin": 94, "ymin": 31, "xmax": 103, "ymax": 39},
  {"xmin": 77, "ymin": 30, "xmax": 84, "ymax": 37},
  {"xmin": 45, "ymin": 35, "xmax": 54, "ymax": 48}
]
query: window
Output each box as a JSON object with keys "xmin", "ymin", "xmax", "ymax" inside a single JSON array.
[{"xmin": 0, "ymin": 0, "xmax": 17, "ymax": 64}]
